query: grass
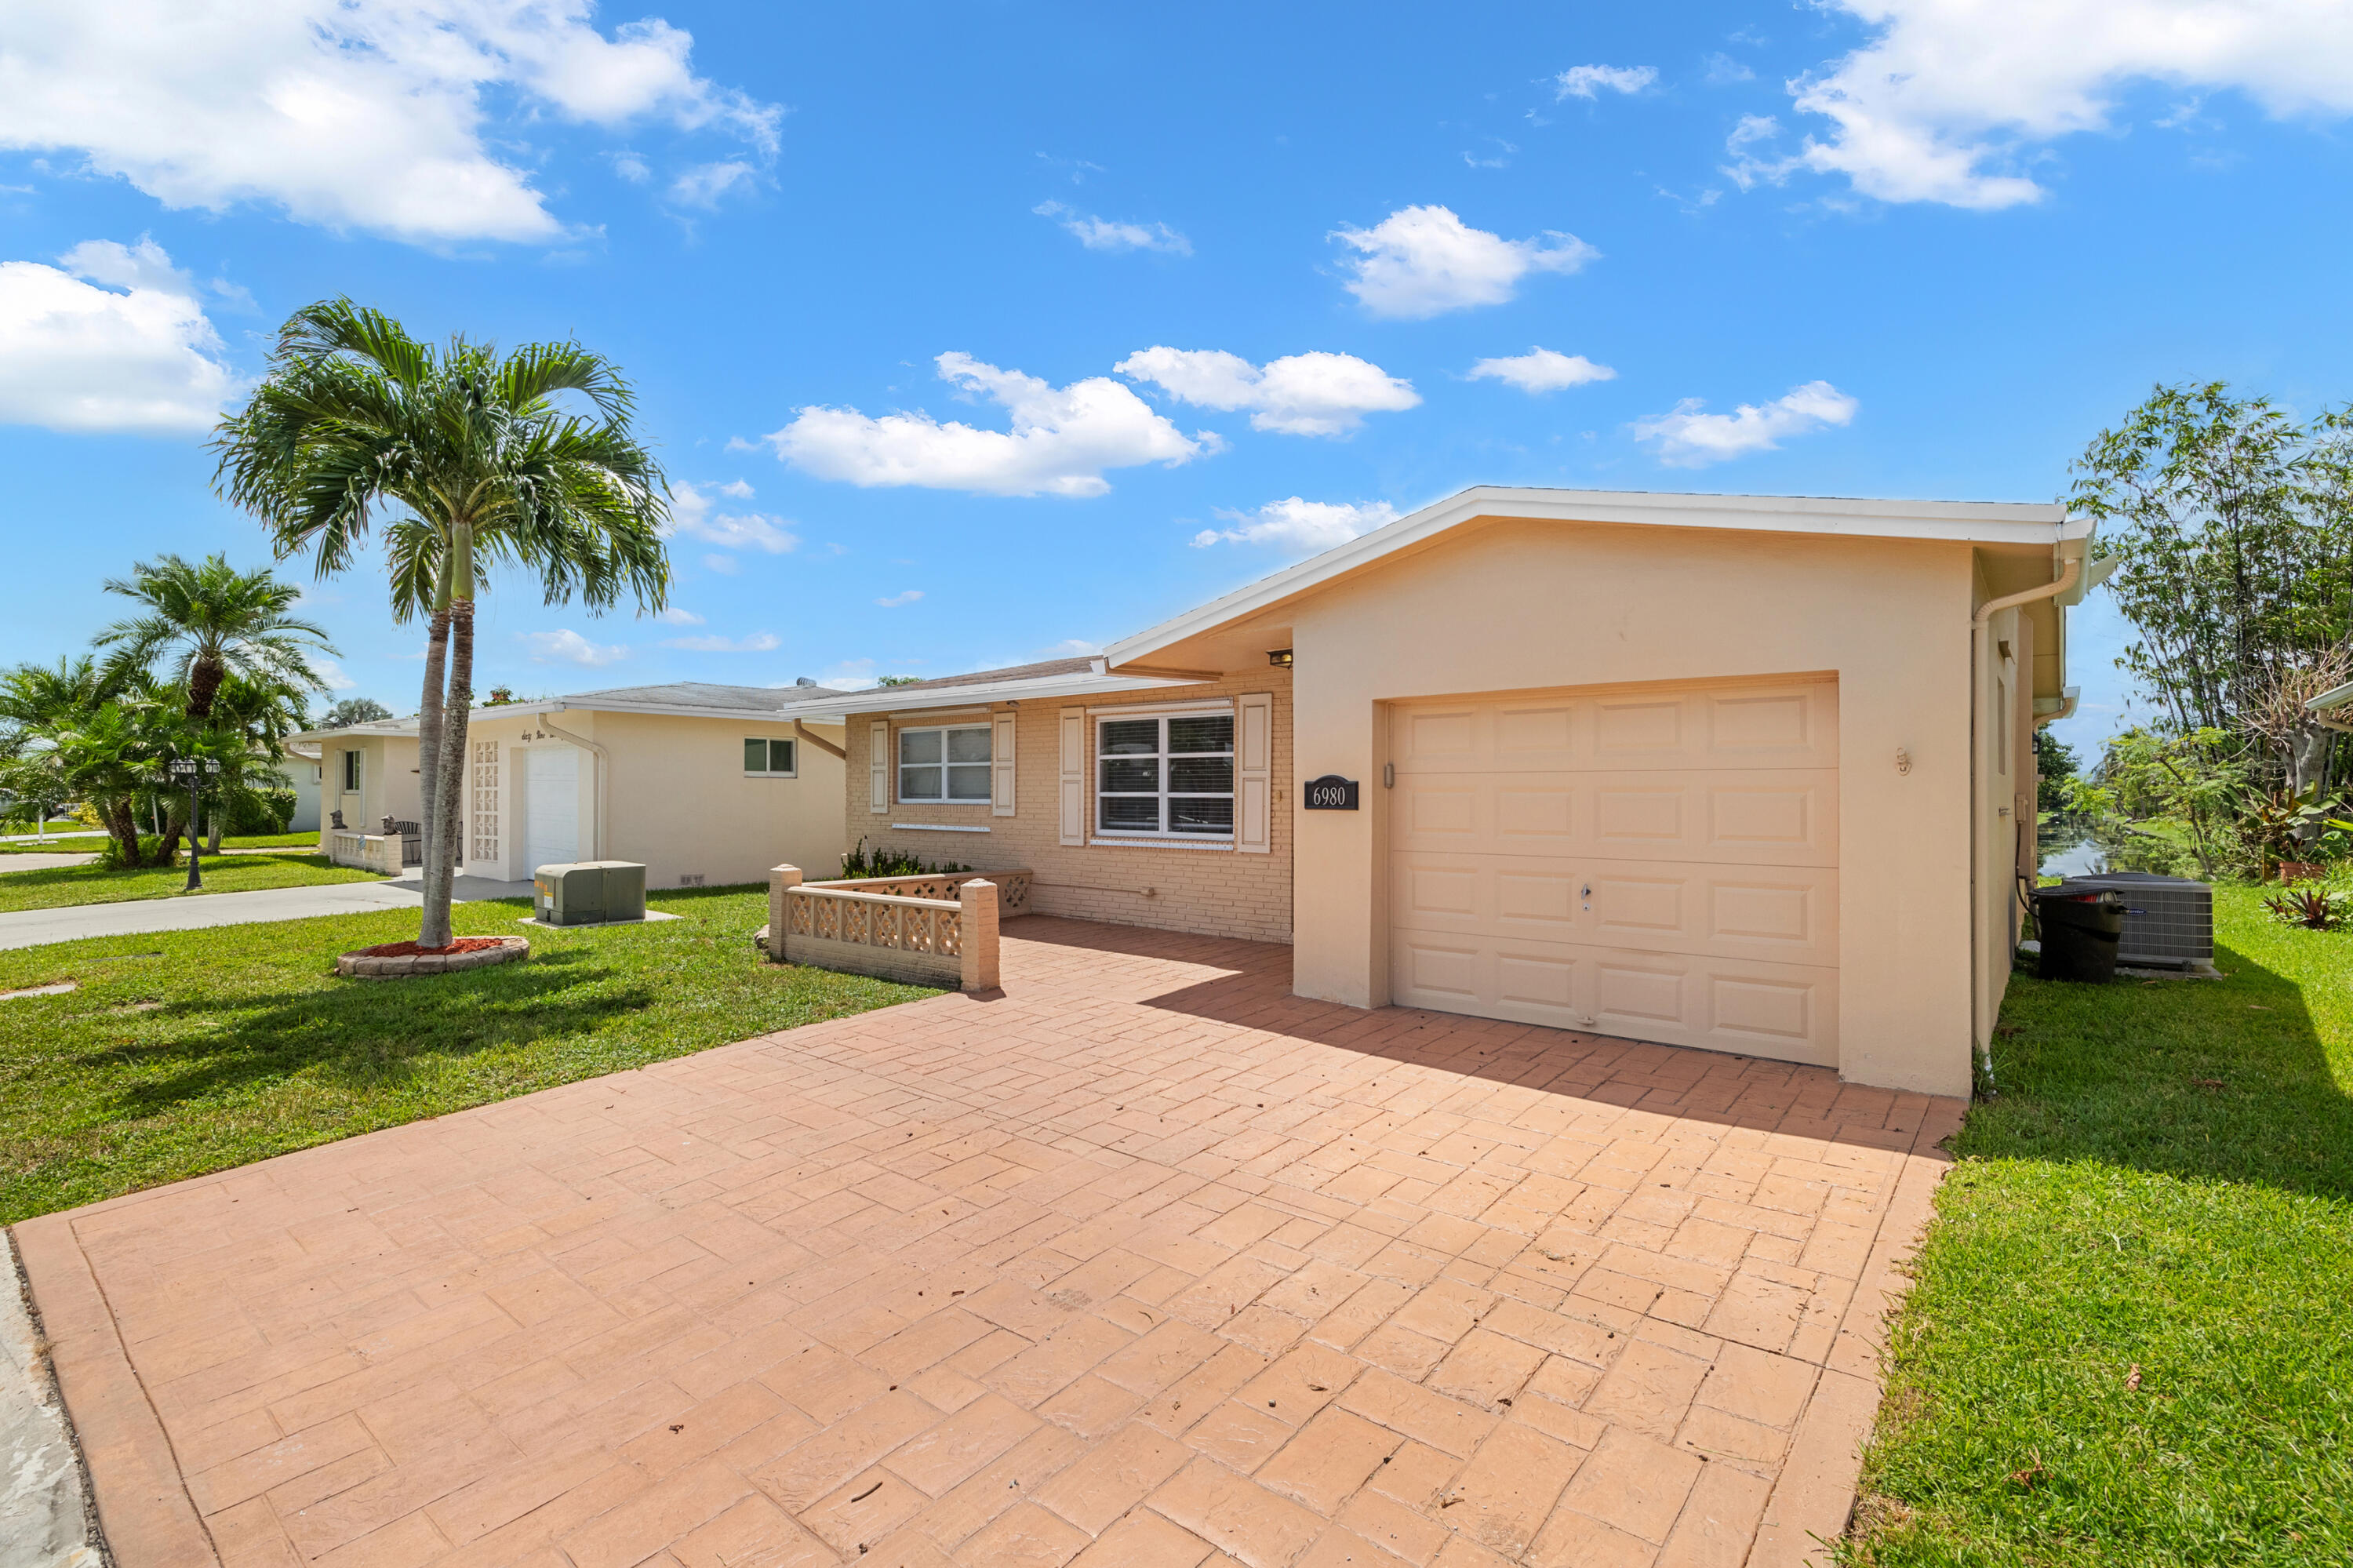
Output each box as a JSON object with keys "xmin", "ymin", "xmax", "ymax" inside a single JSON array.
[
  {"xmin": 0, "ymin": 852, "xmax": 384, "ymax": 911},
  {"xmin": 0, "ymin": 830, "xmax": 323, "ymax": 856},
  {"xmin": 1847, "ymin": 883, "xmax": 2353, "ymax": 1566},
  {"xmin": 0, "ymin": 885, "xmax": 933, "ymax": 1223}
]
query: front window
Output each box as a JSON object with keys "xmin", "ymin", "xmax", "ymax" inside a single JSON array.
[
  {"xmin": 899, "ymin": 724, "xmax": 991, "ymax": 802},
  {"xmin": 1098, "ymin": 712, "xmax": 1234, "ymax": 837},
  {"xmin": 341, "ymin": 750, "xmax": 361, "ymax": 791}
]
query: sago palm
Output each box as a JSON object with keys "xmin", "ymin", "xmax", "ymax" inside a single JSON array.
[
  {"xmin": 95, "ymin": 555, "xmax": 333, "ymax": 721},
  {"xmin": 212, "ymin": 299, "xmax": 670, "ymax": 946}
]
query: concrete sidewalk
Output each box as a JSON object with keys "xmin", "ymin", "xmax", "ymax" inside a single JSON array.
[{"xmin": 0, "ymin": 873, "xmax": 536, "ymax": 951}]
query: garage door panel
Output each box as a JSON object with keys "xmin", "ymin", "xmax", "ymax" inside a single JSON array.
[
  {"xmin": 1389, "ymin": 677, "xmax": 1838, "ymax": 1068},
  {"xmin": 1394, "ymin": 769, "xmax": 1836, "ymax": 866},
  {"xmin": 1388, "ymin": 932, "xmax": 1838, "ymax": 1066},
  {"xmin": 1387, "ymin": 853, "xmax": 1837, "ymax": 967}
]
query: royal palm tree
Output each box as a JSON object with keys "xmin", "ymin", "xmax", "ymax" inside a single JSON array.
[
  {"xmin": 96, "ymin": 555, "xmax": 333, "ymax": 721},
  {"xmin": 212, "ymin": 300, "xmax": 670, "ymax": 947}
]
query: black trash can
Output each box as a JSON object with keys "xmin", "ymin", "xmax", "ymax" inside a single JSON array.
[{"xmin": 2033, "ymin": 886, "xmax": 2126, "ymax": 983}]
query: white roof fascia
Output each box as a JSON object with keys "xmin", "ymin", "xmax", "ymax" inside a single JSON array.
[
  {"xmin": 1109, "ymin": 484, "xmax": 2084, "ymax": 668},
  {"xmin": 547, "ymin": 697, "xmax": 835, "ymax": 723},
  {"xmin": 2308, "ymin": 679, "xmax": 2353, "ymax": 715},
  {"xmin": 766, "ymin": 671, "xmax": 1197, "ymax": 723}
]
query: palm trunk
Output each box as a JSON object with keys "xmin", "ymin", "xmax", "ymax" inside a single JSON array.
[
  {"xmin": 207, "ymin": 809, "xmax": 224, "ymax": 854},
  {"xmin": 104, "ymin": 799, "xmax": 142, "ymax": 867},
  {"xmin": 186, "ymin": 655, "xmax": 224, "ymax": 721},
  {"xmin": 418, "ymin": 598, "xmax": 474, "ymax": 948},
  {"xmin": 415, "ymin": 603, "xmax": 453, "ymax": 883}
]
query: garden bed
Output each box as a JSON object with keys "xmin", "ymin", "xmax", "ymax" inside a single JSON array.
[{"xmin": 336, "ymin": 934, "xmax": 527, "ymax": 977}]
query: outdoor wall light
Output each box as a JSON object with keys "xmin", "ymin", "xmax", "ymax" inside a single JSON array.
[{"xmin": 1267, "ymin": 649, "xmax": 1293, "ymax": 668}]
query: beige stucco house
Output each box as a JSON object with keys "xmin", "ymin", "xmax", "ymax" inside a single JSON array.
[
  {"xmin": 771, "ymin": 486, "xmax": 2096, "ymax": 1097},
  {"xmin": 298, "ymin": 680, "xmax": 850, "ymax": 890}
]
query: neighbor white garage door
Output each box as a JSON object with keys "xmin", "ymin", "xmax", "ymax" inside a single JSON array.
[
  {"xmin": 1388, "ymin": 678, "xmax": 1839, "ymax": 1065},
  {"xmin": 522, "ymin": 746, "xmax": 580, "ymax": 876}
]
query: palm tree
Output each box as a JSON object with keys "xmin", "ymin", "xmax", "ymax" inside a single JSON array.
[
  {"xmin": 0, "ymin": 689, "xmax": 191, "ymax": 866},
  {"xmin": 96, "ymin": 555, "xmax": 333, "ymax": 720},
  {"xmin": 213, "ymin": 300, "xmax": 670, "ymax": 947}
]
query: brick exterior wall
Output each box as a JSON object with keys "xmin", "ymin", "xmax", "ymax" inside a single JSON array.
[{"xmin": 840, "ymin": 668, "xmax": 1294, "ymax": 944}]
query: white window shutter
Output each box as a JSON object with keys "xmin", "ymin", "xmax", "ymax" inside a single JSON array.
[
  {"xmin": 869, "ymin": 721, "xmax": 889, "ymax": 814},
  {"xmin": 1238, "ymin": 693, "xmax": 1273, "ymax": 853},
  {"xmin": 1058, "ymin": 707, "xmax": 1086, "ymax": 846},
  {"xmin": 992, "ymin": 713, "xmax": 1016, "ymax": 817}
]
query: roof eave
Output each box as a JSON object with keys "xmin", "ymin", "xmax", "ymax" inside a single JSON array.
[{"xmin": 1107, "ymin": 483, "xmax": 2084, "ymax": 670}]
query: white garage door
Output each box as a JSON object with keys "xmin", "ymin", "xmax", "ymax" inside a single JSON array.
[
  {"xmin": 1388, "ymin": 678, "xmax": 1839, "ymax": 1065},
  {"xmin": 522, "ymin": 746, "xmax": 580, "ymax": 875}
]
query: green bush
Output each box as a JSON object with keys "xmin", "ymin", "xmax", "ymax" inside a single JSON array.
[
  {"xmin": 838, "ymin": 838, "xmax": 973, "ymax": 879},
  {"xmin": 225, "ymin": 787, "xmax": 296, "ymax": 835},
  {"xmin": 96, "ymin": 835, "xmax": 179, "ymax": 870}
]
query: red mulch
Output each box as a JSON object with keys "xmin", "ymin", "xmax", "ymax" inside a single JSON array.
[{"xmin": 351, "ymin": 937, "xmax": 509, "ymax": 959}]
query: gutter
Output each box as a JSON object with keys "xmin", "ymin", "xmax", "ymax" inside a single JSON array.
[{"xmin": 2307, "ymin": 679, "xmax": 2353, "ymax": 734}]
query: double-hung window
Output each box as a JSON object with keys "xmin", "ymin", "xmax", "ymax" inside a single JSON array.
[
  {"xmin": 899, "ymin": 724, "xmax": 991, "ymax": 802},
  {"xmin": 744, "ymin": 737, "xmax": 797, "ymax": 777},
  {"xmin": 1097, "ymin": 711, "xmax": 1235, "ymax": 838},
  {"xmin": 341, "ymin": 750, "xmax": 362, "ymax": 792}
]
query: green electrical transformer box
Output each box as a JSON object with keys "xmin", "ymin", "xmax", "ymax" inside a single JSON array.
[{"xmin": 533, "ymin": 861, "xmax": 646, "ymax": 925}]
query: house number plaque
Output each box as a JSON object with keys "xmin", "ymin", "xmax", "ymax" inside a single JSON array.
[{"xmin": 1304, "ymin": 775, "xmax": 1359, "ymax": 810}]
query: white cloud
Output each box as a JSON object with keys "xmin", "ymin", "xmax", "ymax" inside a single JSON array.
[
  {"xmin": 522, "ymin": 628, "xmax": 628, "ymax": 666},
  {"xmin": 1331, "ymin": 206, "xmax": 1597, "ymax": 319},
  {"xmin": 875, "ymin": 590, "xmax": 924, "ymax": 608},
  {"xmin": 1556, "ymin": 64, "xmax": 1657, "ymax": 100},
  {"xmin": 1631, "ymin": 381, "xmax": 1860, "ymax": 467},
  {"xmin": 1704, "ymin": 53, "xmax": 1756, "ymax": 85},
  {"xmin": 313, "ymin": 657, "xmax": 358, "ymax": 692},
  {"xmin": 769, "ymin": 352, "xmax": 1216, "ymax": 498},
  {"xmin": 668, "ymin": 158, "xmax": 757, "ymax": 209},
  {"xmin": 664, "ymin": 631, "xmax": 780, "ymax": 652},
  {"xmin": 1115, "ymin": 347, "xmax": 1420, "ymax": 438},
  {"xmin": 1191, "ymin": 497, "xmax": 1400, "ymax": 553},
  {"xmin": 655, "ymin": 606, "xmax": 705, "ymax": 624},
  {"xmin": 1032, "ymin": 201, "xmax": 1190, "ymax": 254},
  {"xmin": 701, "ymin": 553, "xmax": 738, "ymax": 575},
  {"xmin": 0, "ymin": 0, "xmax": 780, "ymax": 246},
  {"xmin": 1466, "ymin": 347, "xmax": 1617, "ymax": 395},
  {"xmin": 1770, "ymin": 0, "xmax": 2353, "ymax": 209},
  {"xmin": 666, "ymin": 480, "xmax": 798, "ymax": 552},
  {"xmin": 0, "ymin": 238, "xmax": 237, "ymax": 432}
]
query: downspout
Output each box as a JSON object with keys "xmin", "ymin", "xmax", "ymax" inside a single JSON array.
[
  {"xmin": 1967, "ymin": 554, "xmax": 2082, "ymax": 1095},
  {"xmin": 540, "ymin": 711, "xmax": 609, "ymax": 861}
]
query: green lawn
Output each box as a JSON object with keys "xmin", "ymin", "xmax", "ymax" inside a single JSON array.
[
  {"xmin": 0, "ymin": 830, "xmax": 322, "ymax": 857},
  {"xmin": 0, "ymin": 851, "xmax": 380, "ymax": 911},
  {"xmin": 0, "ymin": 886, "xmax": 933, "ymax": 1223},
  {"xmin": 1848, "ymin": 884, "xmax": 2353, "ymax": 1565}
]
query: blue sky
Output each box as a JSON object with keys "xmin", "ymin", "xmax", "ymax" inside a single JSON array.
[{"xmin": 4, "ymin": 1, "xmax": 2351, "ymax": 762}]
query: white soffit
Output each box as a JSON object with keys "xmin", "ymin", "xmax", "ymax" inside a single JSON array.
[{"xmin": 1108, "ymin": 483, "xmax": 2086, "ymax": 668}]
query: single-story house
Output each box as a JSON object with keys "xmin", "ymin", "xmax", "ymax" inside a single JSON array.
[
  {"xmin": 770, "ymin": 486, "xmax": 2095, "ymax": 1097},
  {"xmin": 296, "ymin": 680, "xmax": 851, "ymax": 889}
]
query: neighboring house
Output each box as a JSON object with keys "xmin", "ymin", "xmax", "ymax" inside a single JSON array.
[
  {"xmin": 278, "ymin": 742, "xmax": 323, "ymax": 833},
  {"xmin": 772, "ymin": 486, "xmax": 2096, "ymax": 1097},
  {"xmin": 297, "ymin": 680, "xmax": 851, "ymax": 890}
]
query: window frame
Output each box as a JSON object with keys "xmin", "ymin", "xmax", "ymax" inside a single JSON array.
[
  {"xmin": 896, "ymin": 722, "xmax": 993, "ymax": 805},
  {"xmin": 341, "ymin": 750, "xmax": 361, "ymax": 792},
  {"xmin": 1093, "ymin": 708, "xmax": 1237, "ymax": 842},
  {"xmin": 743, "ymin": 737, "xmax": 799, "ymax": 778}
]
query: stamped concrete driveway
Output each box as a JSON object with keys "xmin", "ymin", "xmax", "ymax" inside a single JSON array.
[{"xmin": 16, "ymin": 918, "xmax": 1958, "ymax": 1568}]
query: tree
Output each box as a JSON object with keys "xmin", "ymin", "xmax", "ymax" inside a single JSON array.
[
  {"xmin": 2034, "ymin": 729, "xmax": 2078, "ymax": 815},
  {"xmin": 96, "ymin": 554, "xmax": 333, "ymax": 721},
  {"xmin": 214, "ymin": 300, "xmax": 670, "ymax": 947},
  {"xmin": 2068, "ymin": 382, "xmax": 2353, "ymax": 792},
  {"xmin": 0, "ymin": 689, "xmax": 198, "ymax": 867},
  {"xmin": 318, "ymin": 696, "xmax": 393, "ymax": 729}
]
